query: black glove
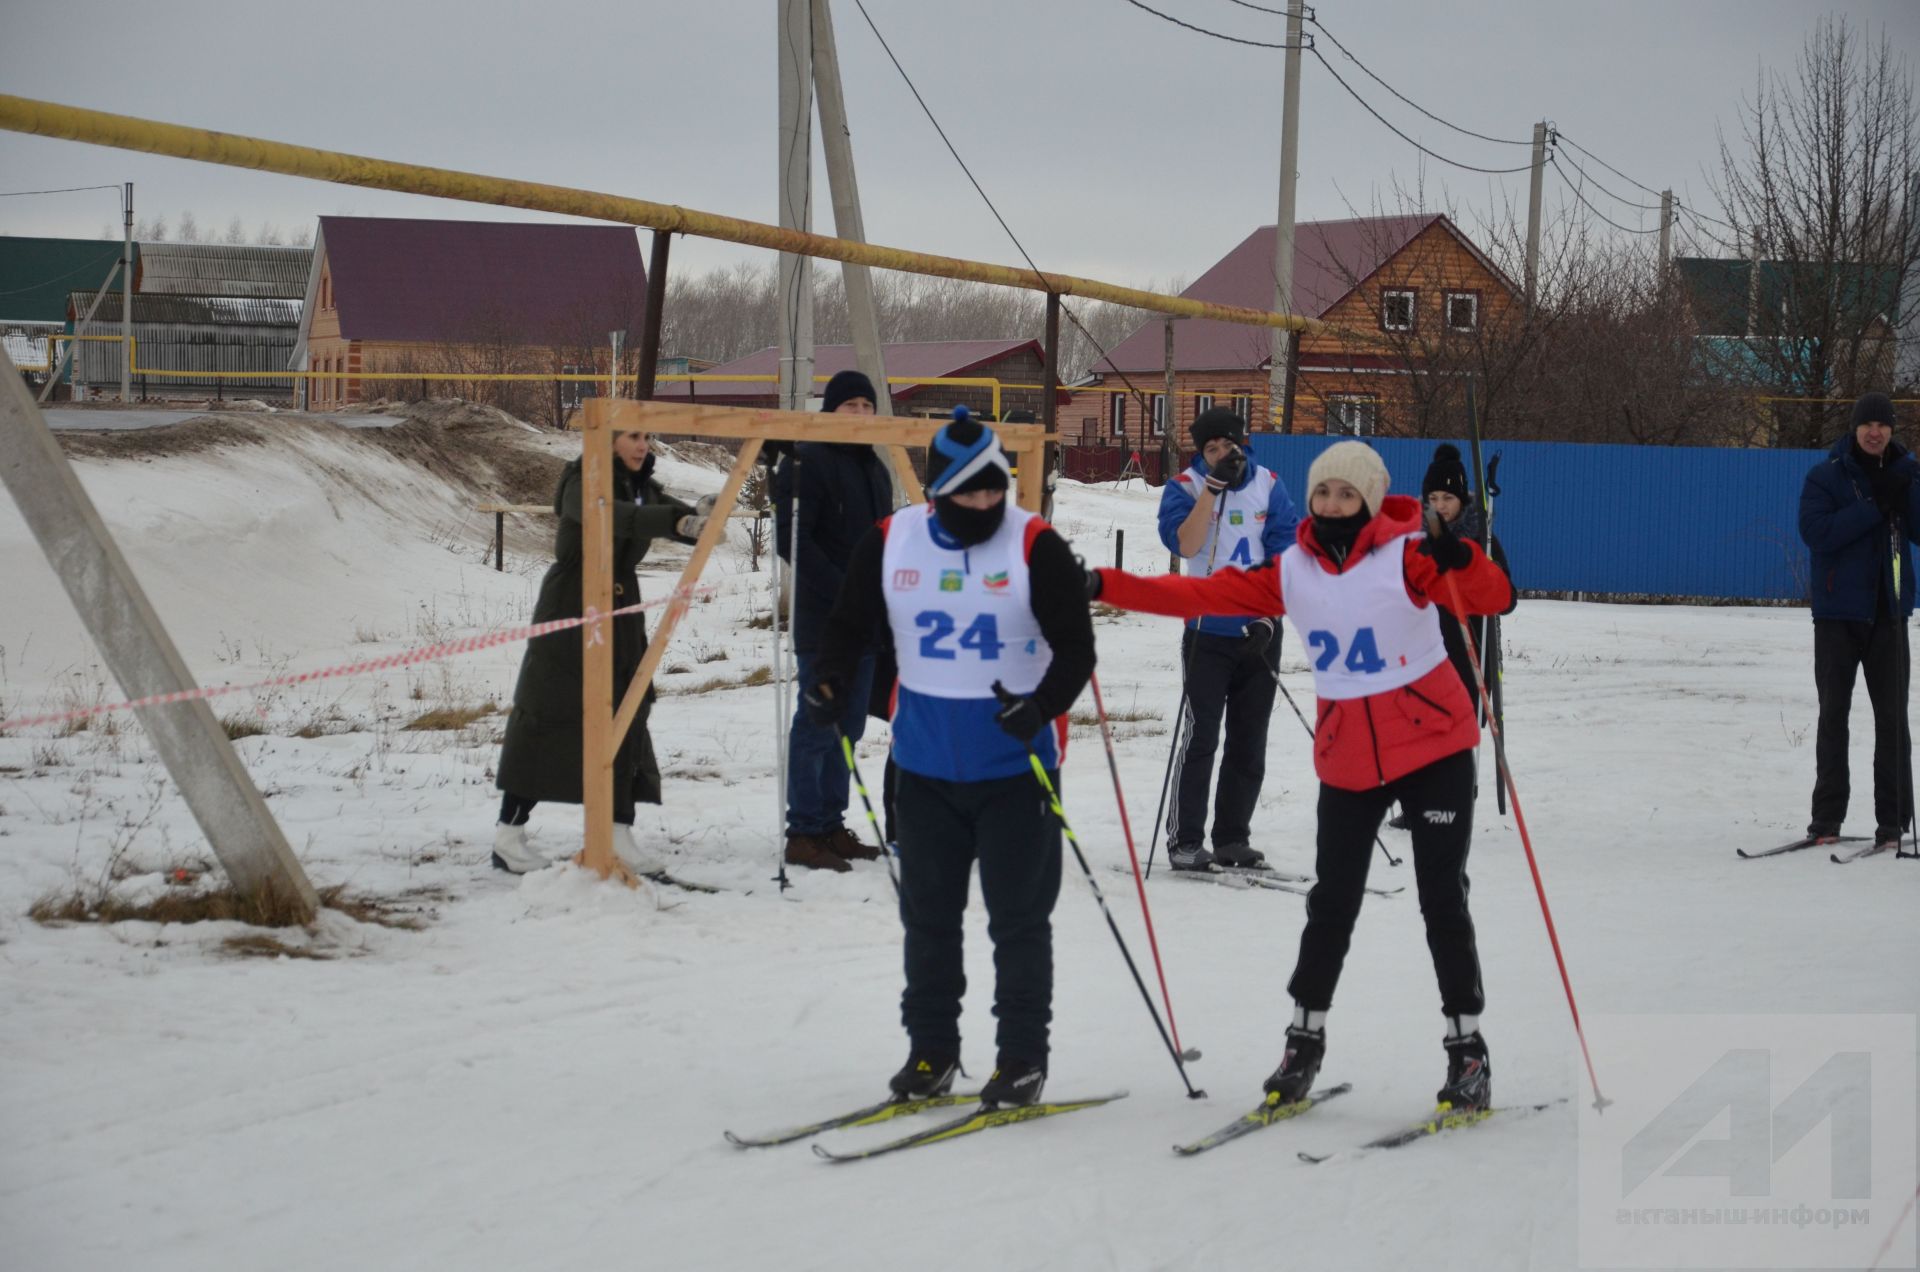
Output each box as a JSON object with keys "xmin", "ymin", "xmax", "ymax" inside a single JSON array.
[
  {"xmin": 1203, "ymin": 446, "xmax": 1247, "ymax": 493},
  {"xmin": 1242, "ymin": 617, "xmax": 1276, "ymax": 658},
  {"xmin": 1419, "ymin": 508, "xmax": 1473, "ymax": 574},
  {"xmin": 801, "ymin": 679, "xmax": 843, "ymax": 728},
  {"xmin": 1081, "ymin": 556, "xmax": 1104, "ymax": 602},
  {"xmin": 990, "ymin": 680, "xmax": 1047, "ymax": 742},
  {"xmin": 1870, "ymin": 462, "xmax": 1913, "ymax": 515}
]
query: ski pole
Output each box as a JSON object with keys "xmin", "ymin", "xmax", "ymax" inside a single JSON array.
[
  {"xmin": 1147, "ymin": 494, "xmax": 1227, "ymax": 877},
  {"xmin": 1087, "ymin": 672, "xmax": 1194, "ymax": 1066},
  {"xmin": 1269, "ymin": 669, "xmax": 1403, "ymax": 869},
  {"xmin": 1023, "ymin": 750, "xmax": 1206, "ymax": 1099},
  {"xmin": 1893, "ymin": 522, "xmax": 1916, "ymax": 859},
  {"xmin": 1442, "ymin": 567, "xmax": 1609, "ymax": 1112},
  {"xmin": 836, "ymin": 729, "xmax": 902, "ymax": 897}
]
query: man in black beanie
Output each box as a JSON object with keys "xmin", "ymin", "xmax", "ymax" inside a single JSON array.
[
  {"xmin": 805, "ymin": 407, "xmax": 1096, "ymax": 1106},
  {"xmin": 1798, "ymin": 391, "xmax": 1920, "ymax": 854},
  {"xmin": 773, "ymin": 367, "xmax": 893, "ymax": 872},
  {"xmin": 1155, "ymin": 406, "xmax": 1299, "ymax": 870}
]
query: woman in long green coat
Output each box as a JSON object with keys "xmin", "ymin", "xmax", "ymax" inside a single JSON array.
[{"xmin": 492, "ymin": 428, "xmax": 704, "ymax": 874}]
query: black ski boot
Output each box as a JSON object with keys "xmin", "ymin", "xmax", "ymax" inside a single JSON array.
[
  {"xmin": 1167, "ymin": 841, "xmax": 1216, "ymax": 872},
  {"xmin": 979, "ymin": 1056, "xmax": 1047, "ymax": 1108},
  {"xmin": 1262, "ymin": 1026, "xmax": 1325, "ymax": 1104},
  {"xmin": 888, "ymin": 1049, "xmax": 959, "ymax": 1099},
  {"xmin": 1212, "ymin": 841, "xmax": 1267, "ymax": 869},
  {"xmin": 1437, "ymin": 1031, "xmax": 1492, "ymax": 1111}
]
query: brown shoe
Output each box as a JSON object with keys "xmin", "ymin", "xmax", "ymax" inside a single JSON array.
[
  {"xmin": 784, "ymin": 833, "xmax": 852, "ymax": 873},
  {"xmin": 823, "ymin": 827, "xmax": 882, "ymax": 862}
]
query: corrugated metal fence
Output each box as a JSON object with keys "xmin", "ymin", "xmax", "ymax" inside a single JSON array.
[{"xmin": 1243, "ymin": 436, "xmax": 1830, "ymax": 602}]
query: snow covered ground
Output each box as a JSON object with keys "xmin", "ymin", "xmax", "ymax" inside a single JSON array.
[{"xmin": 1, "ymin": 416, "xmax": 1915, "ymax": 1271}]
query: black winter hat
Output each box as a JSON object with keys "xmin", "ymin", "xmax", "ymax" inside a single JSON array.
[
  {"xmin": 925, "ymin": 406, "xmax": 1011, "ymax": 496},
  {"xmin": 1852, "ymin": 392, "xmax": 1897, "ymax": 429},
  {"xmin": 1422, "ymin": 443, "xmax": 1470, "ymax": 501},
  {"xmin": 1190, "ymin": 406, "xmax": 1248, "ymax": 449},
  {"xmin": 822, "ymin": 368, "xmax": 878, "ymax": 414}
]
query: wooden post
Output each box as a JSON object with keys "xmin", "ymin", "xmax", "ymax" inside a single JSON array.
[
  {"xmin": 610, "ymin": 438, "xmax": 765, "ymax": 748},
  {"xmin": 494, "ymin": 510, "xmax": 504, "ymax": 572},
  {"xmin": 577, "ymin": 403, "xmax": 621, "ymax": 881}
]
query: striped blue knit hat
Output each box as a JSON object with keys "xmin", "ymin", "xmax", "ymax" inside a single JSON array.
[{"xmin": 925, "ymin": 406, "xmax": 1011, "ymax": 497}]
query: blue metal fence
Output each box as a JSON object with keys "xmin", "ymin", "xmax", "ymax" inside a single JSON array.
[{"xmin": 1244, "ymin": 436, "xmax": 1830, "ymax": 601}]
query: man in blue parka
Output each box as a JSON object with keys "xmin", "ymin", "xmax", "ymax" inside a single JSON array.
[
  {"xmin": 1156, "ymin": 407, "xmax": 1299, "ymax": 870},
  {"xmin": 1798, "ymin": 391, "xmax": 1920, "ymax": 851}
]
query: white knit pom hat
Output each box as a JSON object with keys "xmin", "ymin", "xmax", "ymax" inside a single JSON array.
[{"xmin": 1306, "ymin": 440, "xmax": 1389, "ymax": 516}]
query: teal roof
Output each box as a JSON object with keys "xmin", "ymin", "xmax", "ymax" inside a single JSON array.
[
  {"xmin": 0, "ymin": 236, "xmax": 136, "ymax": 323},
  {"xmin": 1676, "ymin": 255, "xmax": 1902, "ymax": 338}
]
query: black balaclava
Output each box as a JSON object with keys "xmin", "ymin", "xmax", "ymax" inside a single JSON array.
[
  {"xmin": 926, "ymin": 407, "xmax": 1011, "ymax": 547},
  {"xmin": 1312, "ymin": 508, "xmax": 1371, "ymax": 567}
]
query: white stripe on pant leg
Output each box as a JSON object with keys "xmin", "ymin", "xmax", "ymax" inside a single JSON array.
[{"xmin": 1166, "ymin": 692, "xmax": 1197, "ymax": 843}]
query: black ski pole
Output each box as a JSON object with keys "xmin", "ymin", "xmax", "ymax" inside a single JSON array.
[
  {"xmin": 1269, "ymin": 669, "xmax": 1402, "ymax": 869},
  {"xmin": 1464, "ymin": 381, "xmax": 1512, "ymax": 816},
  {"xmin": 1023, "ymin": 750, "xmax": 1207, "ymax": 1098},
  {"xmin": 1146, "ymin": 493, "xmax": 1227, "ymax": 877},
  {"xmin": 836, "ymin": 727, "xmax": 902, "ymax": 896},
  {"xmin": 1894, "ymin": 521, "xmax": 1917, "ymax": 859}
]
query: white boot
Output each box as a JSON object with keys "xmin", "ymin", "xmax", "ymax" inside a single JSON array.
[
  {"xmin": 491, "ymin": 823, "xmax": 548, "ymax": 874},
  {"xmin": 612, "ymin": 823, "xmax": 666, "ymax": 877}
]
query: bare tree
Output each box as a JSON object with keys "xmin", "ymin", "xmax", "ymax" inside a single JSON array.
[
  {"xmin": 1708, "ymin": 15, "xmax": 1918, "ymax": 448},
  {"xmin": 176, "ymin": 210, "xmax": 201, "ymax": 243},
  {"xmin": 224, "ymin": 216, "xmax": 248, "ymax": 245}
]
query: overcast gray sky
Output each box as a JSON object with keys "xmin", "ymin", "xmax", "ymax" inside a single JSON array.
[{"xmin": 3, "ymin": 0, "xmax": 1916, "ymax": 289}]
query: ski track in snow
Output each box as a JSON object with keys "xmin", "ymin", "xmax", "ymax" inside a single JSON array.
[{"xmin": 0, "ymin": 432, "xmax": 1915, "ymax": 1270}]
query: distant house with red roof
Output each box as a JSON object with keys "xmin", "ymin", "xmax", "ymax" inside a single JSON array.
[
  {"xmin": 290, "ymin": 216, "xmax": 647, "ymax": 412},
  {"xmin": 1065, "ymin": 213, "xmax": 1518, "ymax": 449},
  {"xmin": 653, "ymin": 338, "xmax": 1062, "ymax": 421}
]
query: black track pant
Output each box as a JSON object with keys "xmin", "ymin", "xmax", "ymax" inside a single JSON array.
[
  {"xmin": 1287, "ymin": 749, "xmax": 1484, "ymax": 1017},
  {"xmin": 1168, "ymin": 628, "xmax": 1280, "ymax": 849},
  {"xmin": 1810, "ymin": 617, "xmax": 1913, "ymax": 837},
  {"xmin": 896, "ymin": 767, "xmax": 1064, "ymax": 1065}
]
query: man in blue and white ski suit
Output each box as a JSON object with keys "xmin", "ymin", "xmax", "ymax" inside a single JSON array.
[
  {"xmin": 807, "ymin": 409, "xmax": 1096, "ymax": 1108},
  {"xmin": 1156, "ymin": 407, "xmax": 1299, "ymax": 870}
]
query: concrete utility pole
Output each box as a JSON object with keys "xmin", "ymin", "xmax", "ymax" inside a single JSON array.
[
  {"xmin": 1657, "ymin": 189, "xmax": 1674, "ymax": 272},
  {"xmin": 1267, "ymin": 0, "xmax": 1305, "ymax": 432},
  {"xmin": 776, "ymin": 0, "xmax": 815, "ymax": 412},
  {"xmin": 813, "ymin": 0, "xmax": 921, "ymax": 502},
  {"xmin": 1524, "ymin": 122, "xmax": 1547, "ymax": 307},
  {"xmin": 1164, "ymin": 317, "xmax": 1180, "ymax": 573},
  {"xmin": 0, "ymin": 348, "xmax": 318, "ymax": 919},
  {"xmin": 121, "ymin": 181, "xmax": 132, "ymax": 402}
]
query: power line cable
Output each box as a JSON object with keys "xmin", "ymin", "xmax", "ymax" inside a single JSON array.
[
  {"xmin": 1549, "ymin": 155, "xmax": 1662, "ymax": 236},
  {"xmin": 1220, "ymin": 0, "xmax": 1288, "ymax": 14},
  {"xmin": 1544, "ymin": 144, "xmax": 1666, "ymax": 212},
  {"xmin": 1552, "ymin": 131, "xmax": 1665, "ymax": 199},
  {"xmin": 0, "ymin": 183, "xmax": 122, "ymax": 198},
  {"xmin": 852, "ymin": 0, "xmax": 1178, "ymax": 422},
  {"xmin": 1307, "ymin": 46, "xmax": 1536, "ymax": 175},
  {"xmin": 1307, "ymin": 13, "xmax": 1532, "ymax": 147},
  {"xmin": 1117, "ymin": 0, "xmax": 1301, "ymax": 50}
]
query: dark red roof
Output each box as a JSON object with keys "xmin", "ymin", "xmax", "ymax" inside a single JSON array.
[
  {"xmin": 1096, "ymin": 214, "xmax": 1449, "ymax": 373},
  {"xmin": 652, "ymin": 338, "xmax": 1043, "ymax": 401},
  {"xmin": 320, "ymin": 216, "xmax": 646, "ymax": 345}
]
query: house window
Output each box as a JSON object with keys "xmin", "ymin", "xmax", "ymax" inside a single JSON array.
[
  {"xmin": 560, "ymin": 363, "xmax": 594, "ymax": 412},
  {"xmin": 1381, "ymin": 289, "xmax": 1416, "ymax": 332},
  {"xmin": 1232, "ymin": 393, "xmax": 1252, "ymax": 422},
  {"xmin": 1326, "ymin": 395, "xmax": 1379, "ymax": 437},
  {"xmin": 1195, "ymin": 393, "xmax": 1215, "ymax": 418},
  {"xmin": 1111, "ymin": 394, "xmax": 1127, "ymax": 437},
  {"xmin": 1150, "ymin": 394, "xmax": 1166, "ymax": 437},
  {"xmin": 1444, "ymin": 292, "xmax": 1479, "ymax": 332}
]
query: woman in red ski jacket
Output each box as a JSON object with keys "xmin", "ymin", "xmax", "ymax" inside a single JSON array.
[{"xmin": 1087, "ymin": 441, "xmax": 1512, "ymax": 1113}]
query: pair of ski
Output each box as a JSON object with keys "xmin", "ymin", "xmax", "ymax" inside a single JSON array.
[
  {"xmin": 1159, "ymin": 865, "xmax": 1404, "ymax": 899},
  {"xmin": 1172, "ymin": 1081, "xmax": 1561, "ymax": 1159},
  {"xmin": 1737, "ymin": 834, "xmax": 1898, "ymax": 864},
  {"xmin": 725, "ymin": 1088, "xmax": 1127, "ymax": 1162}
]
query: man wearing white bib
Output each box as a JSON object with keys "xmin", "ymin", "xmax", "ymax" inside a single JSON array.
[
  {"xmin": 1088, "ymin": 441, "xmax": 1512, "ymax": 1113},
  {"xmin": 806, "ymin": 409, "xmax": 1096, "ymax": 1109}
]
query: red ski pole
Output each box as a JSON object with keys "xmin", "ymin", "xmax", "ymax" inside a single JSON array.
[
  {"xmin": 1089, "ymin": 672, "xmax": 1195, "ymax": 1066},
  {"xmin": 1442, "ymin": 568, "xmax": 1611, "ymax": 1113}
]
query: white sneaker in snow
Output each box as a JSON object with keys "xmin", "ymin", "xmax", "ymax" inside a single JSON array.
[
  {"xmin": 612, "ymin": 823, "xmax": 666, "ymax": 876},
  {"xmin": 491, "ymin": 823, "xmax": 547, "ymax": 874}
]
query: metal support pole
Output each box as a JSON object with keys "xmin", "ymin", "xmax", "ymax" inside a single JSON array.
[
  {"xmin": 1163, "ymin": 317, "xmax": 1179, "ymax": 571},
  {"xmin": 0, "ymin": 347, "xmax": 317, "ymax": 916},
  {"xmin": 1115, "ymin": 528, "xmax": 1125, "ymax": 571},
  {"xmin": 495, "ymin": 511, "xmax": 505, "ymax": 572},
  {"xmin": 1267, "ymin": 0, "xmax": 1304, "ymax": 431},
  {"xmin": 636, "ymin": 230, "xmax": 671, "ymax": 401},
  {"xmin": 1524, "ymin": 122, "xmax": 1546, "ymax": 307},
  {"xmin": 121, "ymin": 181, "xmax": 133, "ymax": 402}
]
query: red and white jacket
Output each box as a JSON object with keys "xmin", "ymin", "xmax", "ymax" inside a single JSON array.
[{"xmin": 1098, "ymin": 495, "xmax": 1512, "ymax": 792}]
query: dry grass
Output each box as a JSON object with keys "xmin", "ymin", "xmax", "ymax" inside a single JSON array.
[
  {"xmin": 698, "ymin": 648, "xmax": 729, "ymax": 664},
  {"xmin": 220, "ymin": 933, "xmax": 332, "ymax": 961},
  {"xmin": 1091, "ymin": 603, "xmax": 1130, "ymax": 622},
  {"xmin": 743, "ymin": 612, "xmax": 775, "ymax": 631},
  {"xmin": 402, "ymin": 702, "xmax": 497, "ymax": 731},
  {"xmin": 1068, "ymin": 706, "xmax": 1159, "ymax": 727},
  {"xmin": 667, "ymin": 665, "xmax": 775, "ymax": 696},
  {"xmin": 221, "ymin": 716, "xmax": 267, "ymax": 740},
  {"xmin": 29, "ymin": 880, "xmax": 426, "ymax": 934}
]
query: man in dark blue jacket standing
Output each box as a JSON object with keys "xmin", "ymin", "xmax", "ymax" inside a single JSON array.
[
  {"xmin": 1798, "ymin": 391, "xmax": 1920, "ymax": 852},
  {"xmin": 774, "ymin": 369, "xmax": 897, "ymax": 872},
  {"xmin": 1156, "ymin": 407, "xmax": 1299, "ymax": 870}
]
